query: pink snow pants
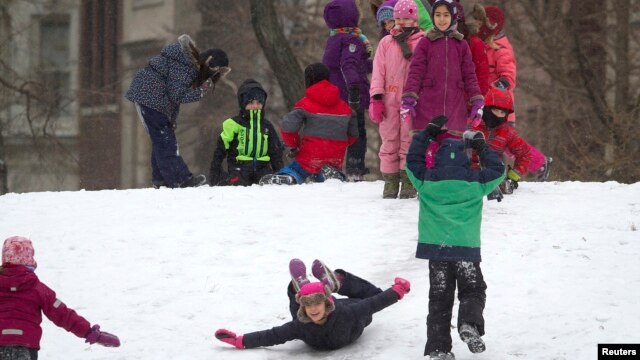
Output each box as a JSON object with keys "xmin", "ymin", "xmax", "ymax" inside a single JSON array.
[{"xmin": 378, "ymin": 104, "xmax": 413, "ymax": 174}]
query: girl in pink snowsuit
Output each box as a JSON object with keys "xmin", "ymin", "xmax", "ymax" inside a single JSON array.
[
  {"xmin": 369, "ymin": 0, "xmax": 425, "ymax": 199},
  {"xmin": 0, "ymin": 236, "xmax": 120, "ymax": 359}
]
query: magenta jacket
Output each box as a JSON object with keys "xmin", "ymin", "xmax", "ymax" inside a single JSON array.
[
  {"xmin": 403, "ymin": 29, "xmax": 482, "ymax": 133},
  {"xmin": 0, "ymin": 265, "xmax": 91, "ymax": 349}
]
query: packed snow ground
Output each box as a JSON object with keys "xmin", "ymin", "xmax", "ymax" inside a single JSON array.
[{"xmin": 1, "ymin": 181, "xmax": 639, "ymax": 360}]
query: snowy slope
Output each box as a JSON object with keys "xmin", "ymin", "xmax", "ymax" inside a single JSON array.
[{"xmin": 0, "ymin": 181, "xmax": 639, "ymax": 360}]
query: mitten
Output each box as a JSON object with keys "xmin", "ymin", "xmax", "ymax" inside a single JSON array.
[
  {"xmin": 369, "ymin": 98, "xmax": 385, "ymax": 124},
  {"xmin": 391, "ymin": 277, "xmax": 411, "ymax": 300},
  {"xmin": 494, "ymin": 77, "xmax": 510, "ymax": 90},
  {"xmin": 400, "ymin": 95, "xmax": 417, "ymax": 123},
  {"xmin": 463, "ymin": 130, "xmax": 487, "ymax": 153},
  {"xmin": 85, "ymin": 325, "xmax": 120, "ymax": 347},
  {"xmin": 506, "ymin": 168, "xmax": 521, "ymax": 182},
  {"xmin": 215, "ymin": 329, "xmax": 244, "ymax": 349},
  {"xmin": 348, "ymin": 87, "xmax": 360, "ymax": 112},
  {"xmin": 469, "ymin": 99, "xmax": 484, "ymax": 122},
  {"xmin": 425, "ymin": 115, "xmax": 448, "ymax": 138}
]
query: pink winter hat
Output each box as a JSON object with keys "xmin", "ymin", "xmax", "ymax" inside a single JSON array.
[
  {"xmin": 295, "ymin": 282, "xmax": 336, "ymax": 323},
  {"xmin": 2, "ymin": 236, "xmax": 37, "ymax": 268},
  {"xmin": 394, "ymin": 0, "xmax": 418, "ymax": 21}
]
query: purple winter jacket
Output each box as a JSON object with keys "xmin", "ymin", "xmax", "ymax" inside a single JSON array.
[
  {"xmin": 0, "ymin": 265, "xmax": 91, "ymax": 349},
  {"xmin": 322, "ymin": 0, "xmax": 371, "ymax": 109},
  {"xmin": 403, "ymin": 29, "xmax": 483, "ymax": 133}
]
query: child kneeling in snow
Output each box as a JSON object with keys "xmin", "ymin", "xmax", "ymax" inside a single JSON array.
[
  {"xmin": 0, "ymin": 236, "xmax": 119, "ymax": 360},
  {"xmin": 259, "ymin": 63, "xmax": 358, "ymax": 185},
  {"xmin": 214, "ymin": 258, "xmax": 410, "ymax": 350}
]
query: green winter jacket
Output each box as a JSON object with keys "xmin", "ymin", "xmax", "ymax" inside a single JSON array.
[{"xmin": 406, "ymin": 135, "xmax": 505, "ymax": 262}]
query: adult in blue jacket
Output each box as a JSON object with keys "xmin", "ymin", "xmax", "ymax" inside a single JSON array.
[
  {"xmin": 125, "ymin": 34, "xmax": 229, "ymax": 188},
  {"xmin": 214, "ymin": 259, "xmax": 410, "ymax": 351}
]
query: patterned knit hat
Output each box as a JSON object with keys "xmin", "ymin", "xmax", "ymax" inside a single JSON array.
[
  {"xmin": 2, "ymin": 236, "xmax": 37, "ymax": 268},
  {"xmin": 376, "ymin": 0, "xmax": 396, "ymax": 27},
  {"xmin": 295, "ymin": 282, "xmax": 336, "ymax": 323},
  {"xmin": 393, "ymin": 0, "xmax": 418, "ymax": 21}
]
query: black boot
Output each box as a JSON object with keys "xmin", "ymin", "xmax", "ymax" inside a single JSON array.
[{"xmin": 180, "ymin": 174, "xmax": 207, "ymax": 188}]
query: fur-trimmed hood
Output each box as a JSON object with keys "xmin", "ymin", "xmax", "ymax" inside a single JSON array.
[
  {"xmin": 466, "ymin": 3, "xmax": 486, "ymax": 35},
  {"xmin": 177, "ymin": 34, "xmax": 200, "ymax": 69},
  {"xmin": 426, "ymin": 27, "xmax": 464, "ymax": 41}
]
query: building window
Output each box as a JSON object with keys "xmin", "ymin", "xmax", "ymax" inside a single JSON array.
[{"xmin": 39, "ymin": 16, "xmax": 71, "ymax": 119}]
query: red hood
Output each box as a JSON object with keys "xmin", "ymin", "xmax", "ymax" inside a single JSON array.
[
  {"xmin": 304, "ymin": 80, "xmax": 342, "ymax": 108},
  {"xmin": 0, "ymin": 265, "xmax": 38, "ymax": 293}
]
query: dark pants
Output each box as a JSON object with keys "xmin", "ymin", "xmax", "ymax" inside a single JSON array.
[
  {"xmin": 287, "ymin": 269, "xmax": 382, "ymax": 320},
  {"xmin": 0, "ymin": 346, "xmax": 38, "ymax": 360},
  {"xmin": 136, "ymin": 104, "xmax": 192, "ymax": 187},
  {"xmin": 227, "ymin": 162, "xmax": 273, "ymax": 186},
  {"xmin": 425, "ymin": 260, "xmax": 487, "ymax": 355},
  {"xmin": 346, "ymin": 109, "xmax": 367, "ymax": 176}
]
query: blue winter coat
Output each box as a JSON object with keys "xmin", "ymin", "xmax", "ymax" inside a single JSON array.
[
  {"xmin": 125, "ymin": 34, "xmax": 206, "ymax": 122},
  {"xmin": 322, "ymin": 0, "xmax": 371, "ymax": 109},
  {"xmin": 242, "ymin": 289, "xmax": 398, "ymax": 350}
]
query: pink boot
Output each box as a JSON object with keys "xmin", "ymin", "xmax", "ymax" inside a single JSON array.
[{"xmin": 311, "ymin": 259, "xmax": 340, "ymax": 292}]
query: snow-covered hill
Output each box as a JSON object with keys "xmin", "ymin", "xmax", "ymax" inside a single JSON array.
[{"xmin": 0, "ymin": 181, "xmax": 638, "ymax": 359}]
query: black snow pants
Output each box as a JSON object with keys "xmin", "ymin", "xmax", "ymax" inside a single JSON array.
[
  {"xmin": 424, "ymin": 260, "xmax": 487, "ymax": 355},
  {"xmin": 0, "ymin": 346, "xmax": 38, "ymax": 360}
]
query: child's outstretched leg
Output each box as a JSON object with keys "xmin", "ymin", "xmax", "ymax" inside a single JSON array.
[
  {"xmin": 455, "ymin": 261, "xmax": 487, "ymax": 353},
  {"xmin": 334, "ymin": 269, "xmax": 383, "ymax": 299},
  {"xmin": 425, "ymin": 261, "xmax": 457, "ymax": 358}
]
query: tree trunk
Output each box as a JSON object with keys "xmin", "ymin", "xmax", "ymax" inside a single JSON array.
[
  {"xmin": 614, "ymin": 0, "xmax": 630, "ymax": 114},
  {"xmin": 249, "ymin": 0, "xmax": 305, "ymax": 109},
  {"xmin": 0, "ymin": 132, "xmax": 7, "ymax": 195}
]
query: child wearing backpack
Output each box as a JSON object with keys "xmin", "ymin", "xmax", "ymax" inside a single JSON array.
[{"xmin": 0, "ymin": 236, "xmax": 120, "ymax": 360}]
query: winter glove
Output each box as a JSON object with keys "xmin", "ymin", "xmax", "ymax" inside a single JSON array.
[
  {"xmin": 463, "ymin": 130, "xmax": 487, "ymax": 153},
  {"xmin": 506, "ymin": 168, "xmax": 521, "ymax": 182},
  {"xmin": 287, "ymin": 147, "xmax": 299, "ymax": 159},
  {"xmin": 369, "ymin": 98, "xmax": 385, "ymax": 124},
  {"xmin": 348, "ymin": 87, "xmax": 360, "ymax": 112},
  {"xmin": 425, "ymin": 115, "xmax": 448, "ymax": 138},
  {"xmin": 85, "ymin": 325, "xmax": 120, "ymax": 347},
  {"xmin": 400, "ymin": 95, "xmax": 417, "ymax": 123},
  {"xmin": 215, "ymin": 329, "xmax": 244, "ymax": 349},
  {"xmin": 494, "ymin": 77, "xmax": 510, "ymax": 90},
  {"xmin": 391, "ymin": 277, "xmax": 411, "ymax": 300},
  {"xmin": 469, "ymin": 99, "xmax": 484, "ymax": 127}
]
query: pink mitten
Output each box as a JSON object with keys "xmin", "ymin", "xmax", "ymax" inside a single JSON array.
[
  {"xmin": 369, "ymin": 99, "xmax": 386, "ymax": 124},
  {"xmin": 215, "ymin": 328, "xmax": 244, "ymax": 349},
  {"xmin": 85, "ymin": 325, "xmax": 120, "ymax": 347},
  {"xmin": 391, "ymin": 277, "xmax": 411, "ymax": 300}
]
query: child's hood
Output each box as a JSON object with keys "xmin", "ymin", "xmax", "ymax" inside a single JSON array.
[
  {"xmin": 237, "ymin": 79, "xmax": 268, "ymax": 110},
  {"xmin": 305, "ymin": 80, "xmax": 342, "ymax": 108},
  {"xmin": 0, "ymin": 265, "xmax": 38, "ymax": 293},
  {"xmin": 160, "ymin": 34, "xmax": 198, "ymax": 68},
  {"xmin": 434, "ymin": 139, "xmax": 470, "ymax": 168},
  {"xmin": 324, "ymin": 0, "xmax": 360, "ymax": 28}
]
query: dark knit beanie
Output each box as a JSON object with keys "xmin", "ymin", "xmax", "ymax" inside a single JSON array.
[
  {"xmin": 199, "ymin": 48, "xmax": 228, "ymax": 68},
  {"xmin": 241, "ymin": 87, "xmax": 267, "ymax": 108},
  {"xmin": 304, "ymin": 63, "xmax": 330, "ymax": 88}
]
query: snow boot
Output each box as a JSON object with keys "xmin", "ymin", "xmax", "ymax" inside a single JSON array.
[
  {"xmin": 311, "ymin": 259, "xmax": 340, "ymax": 293},
  {"xmin": 319, "ymin": 166, "xmax": 347, "ymax": 182},
  {"xmin": 259, "ymin": 174, "xmax": 296, "ymax": 185},
  {"xmin": 429, "ymin": 351, "xmax": 456, "ymax": 360},
  {"xmin": 487, "ymin": 187, "xmax": 503, "ymax": 202},
  {"xmin": 459, "ymin": 323, "xmax": 486, "ymax": 353},
  {"xmin": 499, "ymin": 179, "xmax": 516, "ymax": 195},
  {"xmin": 180, "ymin": 174, "xmax": 207, "ymax": 188},
  {"xmin": 537, "ymin": 156, "xmax": 553, "ymax": 181},
  {"xmin": 399, "ymin": 170, "xmax": 417, "ymax": 199},
  {"xmin": 152, "ymin": 180, "xmax": 165, "ymax": 189},
  {"xmin": 381, "ymin": 172, "xmax": 400, "ymax": 199},
  {"xmin": 289, "ymin": 258, "xmax": 310, "ymax": 292}
]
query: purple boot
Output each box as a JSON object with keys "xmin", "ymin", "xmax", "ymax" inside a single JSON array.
[
  {"xmin": 289, "ymin": 258, "xmax": 310, "ymax": 292},
  {"xmin": 311, "ymin": 259, "xmax": 340, "ymax": 293}
]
